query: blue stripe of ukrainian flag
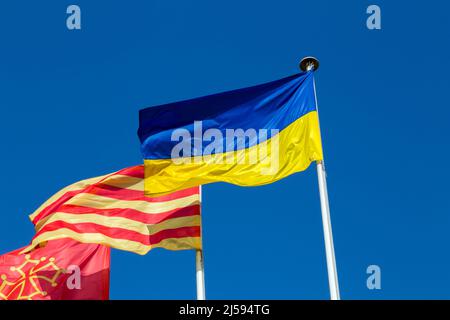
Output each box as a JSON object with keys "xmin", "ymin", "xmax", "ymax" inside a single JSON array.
[{"xmin": 138, "ymin": 71, "xmax": 323, "ymax": 196}]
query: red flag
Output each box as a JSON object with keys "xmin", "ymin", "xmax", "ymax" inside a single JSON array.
[{"xmin": 0, "ymin": 239, "xmax": 110, "ymax": 300}]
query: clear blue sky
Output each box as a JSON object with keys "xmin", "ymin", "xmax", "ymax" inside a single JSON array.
[{"xmin": 0, "ymin": 1, "xmax": 449, "ymax": 299}]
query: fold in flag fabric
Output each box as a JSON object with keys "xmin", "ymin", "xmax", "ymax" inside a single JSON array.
[
  {"xmin": 23, "ymin": 165, "xmax": 201, "ymax": 255},
  {"xmin": 0, "ymin": 238, "xmax": 110, "ymax": 300},
  {"xmin": 138, "ymin": 71, "xmax": 323, "ymax": 196}
]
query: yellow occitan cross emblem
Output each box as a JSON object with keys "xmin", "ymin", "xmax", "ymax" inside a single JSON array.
[{"xmin": 0, "ymin": 254, "xmax": 64, "ymax": 300}]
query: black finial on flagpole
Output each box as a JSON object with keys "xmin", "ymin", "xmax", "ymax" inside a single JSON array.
[{"xmin": 299, "ymin": 56, "xmax": 319, "ymax": 72}]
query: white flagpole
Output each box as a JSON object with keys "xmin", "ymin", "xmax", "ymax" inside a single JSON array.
[
  {"xmin": 196, "ymin": 185, "xmax": 206, "ymax": 300},
  {"xmin": 300, "ymin": 57, "xmax": 341, "ymax": 300}
]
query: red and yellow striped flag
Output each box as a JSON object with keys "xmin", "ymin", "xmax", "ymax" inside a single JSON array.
[{"xmin": 23, "ymin": 165, "xmax": 201, "ymax": 255}]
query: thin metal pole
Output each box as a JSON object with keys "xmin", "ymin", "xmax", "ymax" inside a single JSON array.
[
  {"xmin": 196, "ymin": 186, "xmax": 206, "ymax": 300},
  {"xmin": 196, "ymin": 250, "xmax": 205, "ymax": 299},
  {"xmin": 303, "ymin": 57, "xmax": 340, "ymax": 300},
  {"xmin": 316, "ymin": 161, "xmax": 340, "ymax": 300}
]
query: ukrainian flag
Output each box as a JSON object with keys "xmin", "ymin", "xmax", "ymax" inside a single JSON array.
[{"xmin": 138, "ymin": 71, "xmax": 323, "ymax": 196}]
